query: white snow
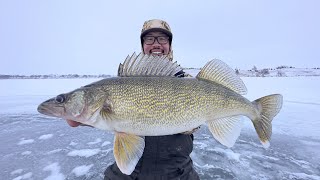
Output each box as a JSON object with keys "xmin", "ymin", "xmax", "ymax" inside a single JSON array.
[
  {"xmin": 69, "ymin": 141, "xmax": 78, "ymax": 146},
  {"xmin": 287, "ymin": 172, "xmax": 320, "ymax": 180},
  {"xmin": 101, "ymin": 141, "xmax": 111, "ymax": 147},
  {"xmin": 193, "ymin": 141, "xmax": 208, "ymax": 149},
  {"xmin": 12, "ymin": 172, "xmax": 33, "ymax": 180},
  {"xmin": 300, "ymin": 140, "xmax": 320, "ymax": 146},
  {"xmin": 39, "ymin": 134, "xmax": 53, "ymax": 140},
  {"xmin": 17, "ymin": 139, "xmax": 34, "ymax": 145},
  {"xmin": 211, "ymin": 147, "xmax": 241, "ymax": 162},
  {"xmin": 43, "ymin": 163, "xmax": 65, "ymax": 180},
  {"xmin": 101, "ymin": 148, "xmax": 113, "ymax": 154},
  {"xmin": 46, "ymin": 149, "xmax": 63, "ymax": 155},
  {"xmin": 21, "ymin": 151, "xmax": 32, "ymax": 155},
  {"xmin": 11, "ymin": 169, "xmax": 24, "ymax": 175},
  {"xmin": 71, "ymin": 164, "xmax": 94, "ymax": 177},
  {"xmin": 67, "ymin": 149, "xmax": 101, "ymax": 158},
  {"xmin": 87, "ymin": 138, "xmax": 102, "ymax": 145}
]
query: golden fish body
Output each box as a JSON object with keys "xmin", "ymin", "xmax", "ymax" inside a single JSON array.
[
  {"xmin": 91, "ymin": 77, "xmax": 254, "ymax": 136},
  {"xmin": 38, "ymin": 53, "xmax": 283, "ymax": 175}
]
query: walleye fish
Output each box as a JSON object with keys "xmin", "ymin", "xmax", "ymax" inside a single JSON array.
[{"xmin": 38, "ymin": 53, "xmax": 283, "ymax": 175}]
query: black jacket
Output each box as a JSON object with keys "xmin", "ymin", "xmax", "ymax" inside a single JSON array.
[
  {"xmin": 104, "ymin": 70, "xmax": 199, "ymax": 180},
  {"xmin": 104, "ymin": 135, "xmax": 199, "ymax": 180}
]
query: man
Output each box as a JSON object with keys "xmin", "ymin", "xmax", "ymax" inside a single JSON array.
[{"xmin": 67, "ymin": 19, "xmax": 200, "ymax": 180}]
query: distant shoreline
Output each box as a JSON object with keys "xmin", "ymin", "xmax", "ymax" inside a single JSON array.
[
  {"xmin": 2, "ymin": 67, "xmax": 320, "ymax": 79},
  {"xmin": 0, "ymin": 75, "xmax": 112, "ymax": 79}
]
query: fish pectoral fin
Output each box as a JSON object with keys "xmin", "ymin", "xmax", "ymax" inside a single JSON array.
[
  {"xmin": 113, "ymin": 132, "xmax": 145, "ymax": 175},
  {"xmin": 207, "ymin": 116, "xmax": 243, "ymax": 148},
  {"xmin": 99, "ymin": 99, "xmax": 114, "ymax": 120}
]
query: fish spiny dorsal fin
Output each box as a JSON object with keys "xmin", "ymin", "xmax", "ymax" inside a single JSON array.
[
  {"xmin": 196, "ymin": 59, "xmax": 247, "ymax": 95},
  {"xmin": 118, "ymin": 52, "xmax": 183, "ymax": 77},
  {"xmin": 117, "ymin": 54, "xmax": 130, "ymax": 76}
]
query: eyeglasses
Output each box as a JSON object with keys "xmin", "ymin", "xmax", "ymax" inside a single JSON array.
[{"xmin": 143, "ymin": 36, "xmax": 169, "ymax": 45}]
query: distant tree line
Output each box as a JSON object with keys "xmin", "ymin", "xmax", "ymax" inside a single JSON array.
[
  {"xmin": 276, "ymin": 65, "xmax": 295, "ymax": 69},
  {"xmin": 235, "ymin": 65, "xmax": 291, "ymax": 77},
  {"xmin": 0, "ymin": 74, "xmax": 111, "ymax": 79}
]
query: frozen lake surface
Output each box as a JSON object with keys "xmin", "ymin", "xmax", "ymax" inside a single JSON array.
[{"xmin": 1, "ymin": 77, "xmax": 320, "ymax": 180}]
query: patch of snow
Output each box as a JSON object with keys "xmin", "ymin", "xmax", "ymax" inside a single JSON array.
[
  {"xmin": 12, "ymin": 172, "xmax": 32, "ymax": 180},
  {"xmin": 87, "ymin": 138, "xmax": 102, "ymax": 145},
  {"xmin": 300, "ymin": 140, "xmax": 320, "ymax": 146},
  {"xmin": 46, "ymin": 149, "xmax": 63, "ymax": 155},
  {"xmin": 193, "ymin": 141, "xmax": 208, "ymax": 149},
  {"xmin": 21, "ymin": 151, "xmax": 32, "ymax": 155},
  {"xmin": 39, "ymin": 134, "xmax": 53, "ymax": 140},
  {"xmin": 211, "ymin": 147, "xmax": 241, "ymax": 161},
  {"xmin": 11, "ymin": 169, "xmax": 24, "ymax": 175},
  {"xmin": 101, "ymin": 141, "xmax": 111, "ymax": 147},
  {"xmin": 101, "ymin": 148, "xmax": 113, "ymax": 154},
  {"xmin": 67, "ymin": 149, "xmax": 101, "ymax": 158},
  {"xmin": 43, "ymin": 162, "xmax": 65, "ymax": 180},
  {"xmin": 287, "ymin": 172, "xmax": 320, "ymax": 180},
  {"xmin": 17, "ymin": 139, "xmax": 34, "ymax": 145},
  {"xmin": 69, "ymin": 141, "xmax": 77, "ymax": 146},
  {"xmin": 71, "ymin": 164, "xmax": 94, "ymax": 177},
  {"xmin": 260, "ymin": 155, "xmax": 280, "ymax": 161},
  {"xmin": 193, "ymin": 161, "xmax": 217, "ymax": 169}
]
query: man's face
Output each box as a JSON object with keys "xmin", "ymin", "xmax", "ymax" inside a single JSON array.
[{"xmin": 142, "ymin": 31, "xmax": 170, "ymax": 56}]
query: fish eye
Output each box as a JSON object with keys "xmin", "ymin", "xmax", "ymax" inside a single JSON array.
[{"xmin": 55, "ymin": 94, "xmax": 65, "ymax": 103}]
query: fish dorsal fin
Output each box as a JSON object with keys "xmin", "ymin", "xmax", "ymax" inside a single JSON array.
[
  {"xmin": 118, "ymin": 52, "xmax": 183, "ymax": 77},
  {"xmin": 196, "ymin": 59, "xmax": 247, "ymax": 95}
]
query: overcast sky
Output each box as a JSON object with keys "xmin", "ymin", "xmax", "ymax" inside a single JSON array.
[{"xmin": 1, "ymin": 0, "xmax": 319, "ymax": 75}]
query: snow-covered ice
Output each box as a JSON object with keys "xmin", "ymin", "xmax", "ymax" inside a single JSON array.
[
  {"xmin": 1, "ymin": 77, "xmax": 320, "ymax": 180},
  {"xmin": 17, "ymin": 138, "xmax": 35, "ymax": 145},
  {"xmin": 43, "ymin": 163, "xmax": 65, "ymax": 180},
  {"xmin": 12, "ymin": 172, "xmax": 33, "ymax": 180},
  {"xmin": 101, "ymin": 141, "xmax": 111, "ymax": 147},
  {"xmin": 11, "ymin": 169, "xmax": 24, "ymax": 175},
  {"xmin": 67, "ymin": 149, "xmax": 101, "ymax": 158},
  {"xmin": 71, "ymin": 164, "xmax": 94, "ymax": 177},
  {"xmin": 39, "ymin": 134, "xmax": 53, "ymax": 140},
  {"xmin": 87, "ymin": 138, "xmax": 102, "ymax": 145},
  {"xmin": 21, "ymin": 151, "xmax": 32, "ymax": 155}
]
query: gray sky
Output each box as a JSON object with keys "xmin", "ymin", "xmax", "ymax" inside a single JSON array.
[{"xmin": 1, "ymin": 0, "xmax": 319, "ymax": 75}]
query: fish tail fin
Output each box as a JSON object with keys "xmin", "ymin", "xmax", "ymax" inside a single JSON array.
[{"xmin": 252, "ymin": 94, "xmax": 283, "ymax": 148}]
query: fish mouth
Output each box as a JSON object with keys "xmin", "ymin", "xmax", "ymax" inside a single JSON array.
[
  {"xmin": 37, "ymin": 105, "xmax": 54, "ymax": 116},
  {"xmin": 37, "ymin": 104, "xmax": 62, "ymax": 118}
]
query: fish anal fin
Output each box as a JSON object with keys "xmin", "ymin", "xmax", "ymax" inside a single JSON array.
[
  {"xmin": 207, "ymin": 116, "xmax": 243, "ymax": 148},
  {"xmin": 113, "ymin": 133, "xmax": 145, "ymax": 175},
  {"xmin": 196, "ymin": 59, "xmax": 247, "ymax": 95}
]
